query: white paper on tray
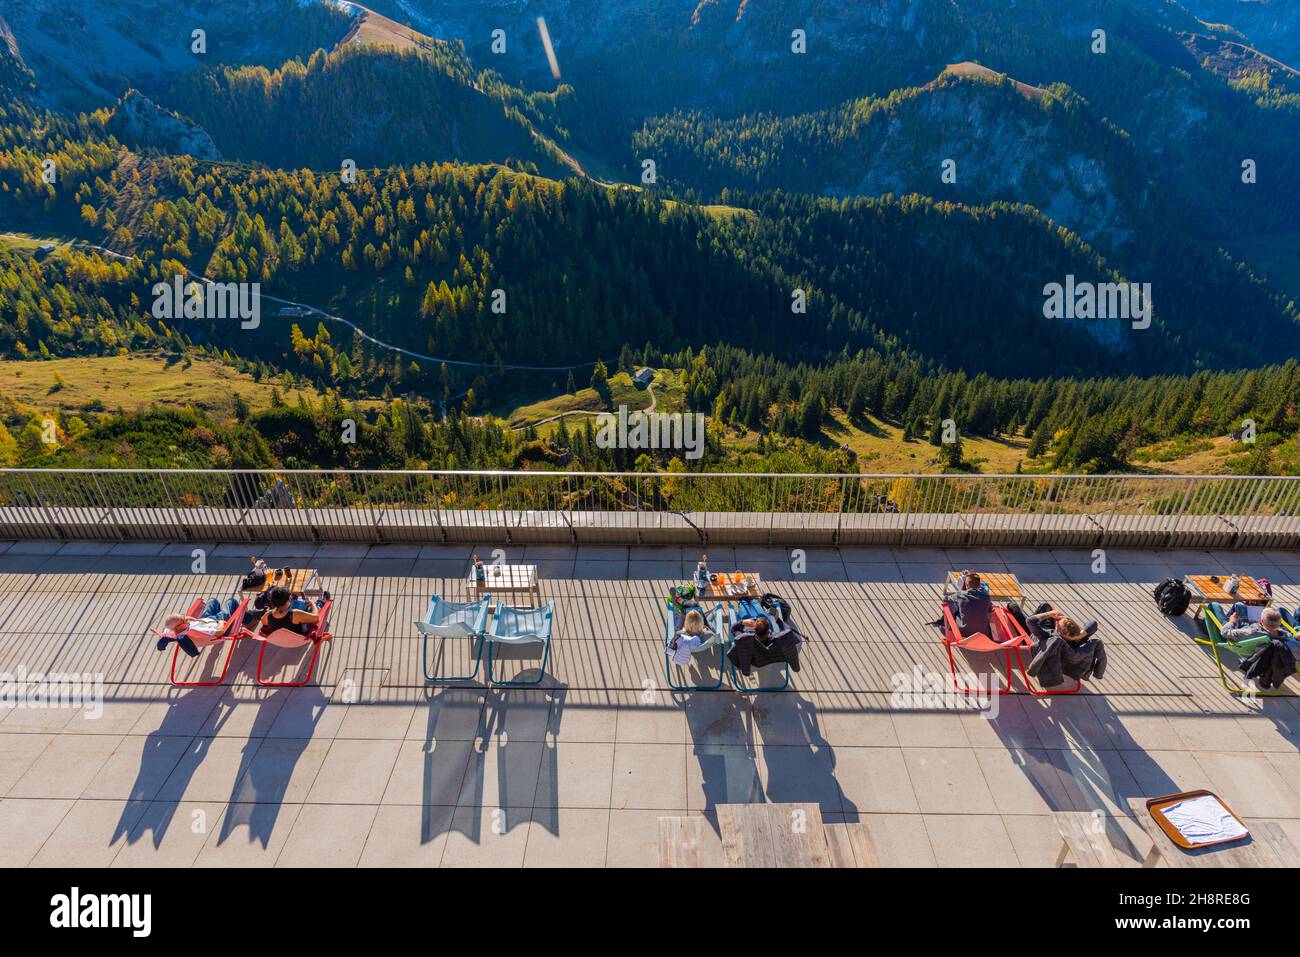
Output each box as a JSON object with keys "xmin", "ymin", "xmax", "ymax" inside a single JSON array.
[{"xmin": 1160, "ymin": 795, "xmax": 1247, "ymax": 844}]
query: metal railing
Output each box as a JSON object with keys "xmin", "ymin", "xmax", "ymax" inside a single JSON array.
[{"xmin": 0, "ymin": 469, "xmax": 1296, "ymax": 548}]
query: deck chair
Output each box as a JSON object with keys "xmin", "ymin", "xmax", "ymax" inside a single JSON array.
[
  {"xmin": 486, "ymin": 601, "xmax": 554, "ymax": 685},
  {"xmin": 664, "ymin": 604, "xmax": 727, "ymax": 691},
  {"xmin": 256, "ymin": 600, "xmax": 333, "ymax": 687},
  {"xmin": 1195, "ymin": 602, "xmax": 1297, "ymax": 696},
  {"xmin": 725, "ymin": 599, "xmax": 797, "ymax": 693},
  {"xmin": 153, "ymin": 598, "xmax": 250, "ymax": 687},
  {"xmin": 999, "ymin": 608, "xmax": 1085, "ymax": 696},
  {"xmin": 416, "ymin": 595, "xmax": 490, "ymax": 682},
  {"xmin": 940, "ymin": 603, "xmax": 1031, "ymax": 695}
]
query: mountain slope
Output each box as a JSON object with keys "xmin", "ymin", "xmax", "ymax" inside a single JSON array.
[
  {"xmin": 158, "ymin": 41, "xmax": 573, "ymax": 174},
  {"xmin": 635, "ymin": 65, "xmax": 1157, "ymax": 248},
  {"xmin": 1177, "ymin": 0, "xmax": 1300, "ymax": 65},
  {"xmin": 379, "ymin": 0, "xmax": 1300, "ymax": 239},
  {"xmin": 0, "ymin": 0, "xmax": 352, "ymax": 109}
]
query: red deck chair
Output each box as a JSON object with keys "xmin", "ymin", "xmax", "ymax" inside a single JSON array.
[
  {"xmin": 152, "ymin": 598, "xmax": 251, "ymax": 687},
  {"xmin": 256, "ymin": 600, "xmax": 333, "ymax": 687},
  {"xmin": 940, "ymin": 603, "xmax": 1034, "ymax": 695},
  {"xmin": 998, "ymin": 608, "xmax": 1083, "ymax": 696}
]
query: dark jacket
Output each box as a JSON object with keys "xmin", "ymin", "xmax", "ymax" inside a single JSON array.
[
  {"xmin": 947, "ymin": 587, "xmax": 992, "ymax": 637},
  {"xmin": 727, "ymin": 622, "xmax": 802, "ymax": 676},
  {"xmin": 1027, "ymin": 634, "xmax": 1107, "ymax": 687},
  {"xmin": 1238, "ymin": 639, "xmax": 1296, "ymax": 690}
]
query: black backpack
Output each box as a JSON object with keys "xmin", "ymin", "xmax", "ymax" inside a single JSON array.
[
  {"xmin": 1153, "ymin": 578, "xmax": 1191, "ymax": 616},
  {"xmin": 760, "ymin": 593, "xmax": 792, "ymax": 622}
]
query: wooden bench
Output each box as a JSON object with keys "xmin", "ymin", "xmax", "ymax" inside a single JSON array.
[{"xmin": 660, "ymin": 803, "xmax": 877, "ymax": 867}]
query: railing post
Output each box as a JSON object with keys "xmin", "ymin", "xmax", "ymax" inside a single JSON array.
[
  {"xmin": 157, "ymin": 471, "xmax": 185, "ymax": 541},
  {"xmin": 834, "ymin": 476, "xmax": 847, "ymax": 547},
  {"xmin": 768, "ymin": 476, "xmax": 777, "ymax": 546},
  {"xmin": 21, "ymin": 472, "xmax": 61, "ymax": 540},
  {"xmin": 89, "ymin": 471, "xmax": 123, "ymax": 541}
]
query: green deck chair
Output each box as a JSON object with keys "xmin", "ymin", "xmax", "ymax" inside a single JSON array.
[{"xmin": 1196, "ymin": 601, "xmax": 1299, "ymax": 696}]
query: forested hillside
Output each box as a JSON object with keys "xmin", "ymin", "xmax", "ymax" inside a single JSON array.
[
  {"xmin": 158, "ymin": 41, "xmax": 575, "ymax": 176},
  {"xmin": 0, "ymin": 0, "xmax": 1297, "ymax": 476}
]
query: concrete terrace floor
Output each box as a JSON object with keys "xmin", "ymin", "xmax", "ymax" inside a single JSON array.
[{"xmin": 2, "ymin": 540, "xmax": 1300, "ymax": 867}]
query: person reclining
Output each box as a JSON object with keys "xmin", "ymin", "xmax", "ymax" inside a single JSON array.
[
  {"xmin": 1021, "ymin": 603, "xmax": 1106, "ymax": 687},
  {"xmin": 945, "ymin": 571, "xmax": 992, "ymax": 638},
  {"xmin": 1016, "ymin": 603, "xmax": 1089, "ymax": 646},
  {"xmin": 156, "ymin": 597, "xmax": 241, "ymax": 658},
  {"xmin": 667, "ymin": 608, "xmax": 708, "ymax": 667},
  {"xmin": 1222, "ymin": 604, "xmax": 1291, "ymax": 648},
  {"xmin": 254, "ymin": 585, "xmax": 328, "ymax": 639},
  {"xmin": 727, "ymin": 600, "xmax": 802, "ymax": 676}
]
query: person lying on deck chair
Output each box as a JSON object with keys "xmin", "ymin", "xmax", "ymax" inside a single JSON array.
[
  {"xmin": 254, "ymin": 585, "xmax": 329, "ymax": 639},
  {"xmin": 945, "ymin": 570, "xmax": 992, "ymax": 638},
  {"xmin": 1020, "ymin": 603, "xmax": 1106, "ymax": 687},
  {"xmin": 156, "ymin": 597, "xmax": 241, "ymax": 658}
]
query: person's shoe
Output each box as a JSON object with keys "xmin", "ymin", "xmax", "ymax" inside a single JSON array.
[{"xmin": 322, "ymin": 590, "xmax": 332, "ymax": 603}]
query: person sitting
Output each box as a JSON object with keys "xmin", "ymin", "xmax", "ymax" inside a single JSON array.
[
  {"xmin": 255, "ymin": 586, "xmax": 328, "ymax": 639},
  {"xmin": 155, "ymin": 597, "xmax": 241, "ymax": 658},
  {"xmin": 945, "ymin": 570, "xmax": 992, "ymax": 638},
  {"xmin": 727, "ymin": 604, "xmax": 802, "ymax": 676},
  {"xmin": 1222, "ymin": 604, "xmax": 1289, "ymax": 646},
  {"xmin": 667, "ymin": 608, "xmax": 708, "ymax": 666}
]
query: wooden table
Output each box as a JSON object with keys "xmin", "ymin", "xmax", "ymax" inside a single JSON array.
[
  {"xmin": 467, "ymin": 563, "xmax": 541, "ymax": 607},
  {"xmin": 1052, "ymin": 811, "xmax": 1151, "ymax": 867},
  {"xmin": 696, "ymin": 572, "xmax": 762, "ymax": 602},
  {"xmin": 659, "ymin": 816, "xmax": 709, "ymax": 868},
  {"xmin": 1184, "ymin": 574, "xmax": 1271, "ymax": 606},
  {"xmin": 240, "ymin": 567, "xmax": 322, "ymax": 597},
  {"xmin": 945, "ymin": 571, "xmax": 1023, "ymax": 600},
  {"xmin": 1126, "ymin": 797, "xmax": 1299, "ymax": 867},
  {"xmin": 716, "ymin": 802, "xmax": 836, "ymax": 868}
]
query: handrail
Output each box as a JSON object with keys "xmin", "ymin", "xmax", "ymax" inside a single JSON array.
[
  {"xmin": 0, "ymin": 469, "xmax": 1294, "ymax": 548},
  {"xmin": 0, "ymin": 467, "xmax": 1296, "ymax": 480}
]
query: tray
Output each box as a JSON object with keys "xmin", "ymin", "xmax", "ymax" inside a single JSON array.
[{"xmin": 1145, "ymin": 789, "xmax": 1249, "ymax": 850}]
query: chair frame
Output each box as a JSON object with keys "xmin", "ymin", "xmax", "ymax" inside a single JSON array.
[
  {"xmin": 256, "ymin": 600, "xmax": 333, "ymax": 687},
  {"xmin": 1000, "ymin": 609, "xmax": 1083, "ymax": 696},
  {"xmin": 1195, "ymin": 602, "xmax": 1297, "ymax": 697},
  {"xmin": 664, "ymin": 604, "xmax": 727, "ymax": 691},
  {"xmin": 940, "ymin": 606, "xmax": 1082, "ymax": 696},
  {"xmin": 417, "ymin": 595, "xmax": 490, "ymax": 682},
  {"xmin": 725, "ymin": 601, "xmax": 794, "ymax": 694},
  {"xmin": 486, "ymin": 601, "xmax": 554, "ymax": 686},
  {"xmin": 155, "ymin": 598, "xmax": 251, "ymax": 687}
]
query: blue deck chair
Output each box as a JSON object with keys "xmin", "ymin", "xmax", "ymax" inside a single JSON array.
[
  {"xmin": 664, "ymin": 604, "xmax": 727, "ymax": 691},
  {"xmin": 415, "ymin": 595, "xmax": 490, "ymax": 682},
  {"xmin": 487, "ymin": 601, "xmax": 555, "ymax": 685},
  {"xmin": 725, "ymin": 599, "xmax": 796, "ymax": 693}
]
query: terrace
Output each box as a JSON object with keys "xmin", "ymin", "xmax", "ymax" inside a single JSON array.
[{"xmin": 0, "ymin": 470, "xmax": 1298, "ymax": 867}]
